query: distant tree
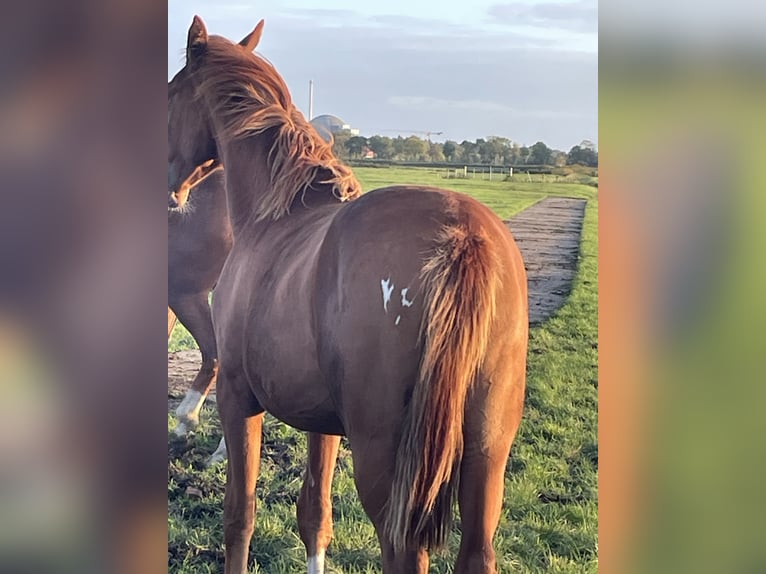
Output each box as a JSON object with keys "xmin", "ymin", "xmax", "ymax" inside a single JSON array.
[
  {"xmin": 506, "ymin": 143, "xmax": 521, "ymax": 165},
  {"xmin": 402, "ymin": 136, "xmax": 429, "ymax": 161},
  {"xmin": 392, "ymin": 136, "xmax": 407, "ymax": 160},
  {"xmin": 345, "ymin": 136, "xmax": 368, "ymax": 159},
  {"xmin": 442, "ymin": 140, "xmax": 458, "ymax": 162},
  {"xmin": 460, "ymin": 140, "xmax": 480, "ymax": 163},
  {"xmin": 550, "ymin": 150, "xmax": 568, "ymax": 167},
  {"xmin": 331, "ymin": 130, "xmax": 352, "ymax": 160},
  {"xmin": 367, "ymin": 135, "xmax": 393, "ymax": 160},
  {"xmin": 528, "ymin": 141, "xmax": 552, "ymax": 165},
  {"xmin": 427, "ymin": 142, "xmax": 445, "ymax": 162},
  {"xmin": 567, "ymin": 147, "xmax": 582, "ymax": 164},
  {"xmin": 475, "ymin": 138, "xmax": 493, "ymax": 163},
  {"xmin": 567, "ymin": 145, "xmax": 598, "ymax": 167},
  {"xmin": 361, "ymin": 134, "xmax": 577, "ymax": 166},
  {"xmin": 486, "ymin": 136, "xmax": 512, "ymax": 164}
]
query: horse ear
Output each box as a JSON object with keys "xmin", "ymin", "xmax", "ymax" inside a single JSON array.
[
  {"xmin": 187, "ymin": 15, "xmax": 208, "ymax": 62},
  {"xmin": 239, "ymin": 19, "xmax": 265, "ymax": 53}
]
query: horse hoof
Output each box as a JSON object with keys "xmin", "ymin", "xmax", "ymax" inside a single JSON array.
[
  {"xmin": 173, "ymin": 419, "xmax": 197, "ymax": 436},
  {"xmin": 206, "ymin": 452, "xmax": 227, "ymax": 467},
  {"xmin": 206, "ymin": 438, "xmax": 228, "ymax": 466}
]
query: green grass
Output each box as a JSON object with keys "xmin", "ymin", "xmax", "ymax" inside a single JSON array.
[{"xmin": 168, "ymin": 167, "xmax": 598, "ymax": 572}]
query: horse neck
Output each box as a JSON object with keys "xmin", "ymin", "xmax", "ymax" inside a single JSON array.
[
  {"xmin": 194, "ymin": 171, "xmax": 227, "ymax": 205},
  {"xmin": 218, "ymin": 137, "xmax": 273, "ymax": 234},
  {"xmin": 192, "ymin": 174, "xmax": 230, "ymax": 228}
]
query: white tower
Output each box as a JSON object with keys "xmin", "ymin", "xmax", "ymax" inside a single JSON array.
[{"xmin": 308, "ymin": 80, "xmax": 314, "ymax": 121}]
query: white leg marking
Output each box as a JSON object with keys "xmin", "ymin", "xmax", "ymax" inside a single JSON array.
[
  {"xmin": 401, "ymin": 287, "xmax": 414, "ymax": 307},
  {"xmin": 173, "ymin": 390, "xmax": 205, "ymax": 435},
  {"xmin": 175, "ymin": 390, "xmax": 204, "ymax": 418},
  {"xmin": 206, "ymin": 437, "xmax": 228, "ymax": 466},
  {"xmin": 381, "ymin": 277, "xmax": 394, "ymax": 313},
  {"xmin": 395, "ymin": 315, "xmax": 401, "ymax": 325},
  {"xmin": 307, "ymin": 550, "xmax": 326, "ymax": 574}
]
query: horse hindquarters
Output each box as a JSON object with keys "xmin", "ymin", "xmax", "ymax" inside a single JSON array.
[
  {"xmin": 381, "ymin": 219, "xmax": 505, "ymax": 555},
  {"xmin": 453, "ymin": 227, "xmax": 528, "ymax": 573},
  {"xmin": 337, "ymin": 205, "xmax": 524, "ymax": 571}
]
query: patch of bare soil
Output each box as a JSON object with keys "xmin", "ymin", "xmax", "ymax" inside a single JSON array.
[{"xmin": 168, "ymin": 350, "xmax": 211, "ymax": 408}]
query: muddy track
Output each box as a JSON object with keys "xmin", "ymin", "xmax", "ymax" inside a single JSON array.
[{"xmin": 505, "ymin": 197, "xmax": 587, "ymax": 325}]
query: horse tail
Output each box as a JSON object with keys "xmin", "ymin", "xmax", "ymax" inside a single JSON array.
[{"xmin": 384, "ymin": 217, "xmax": 501, "ymax": 552}]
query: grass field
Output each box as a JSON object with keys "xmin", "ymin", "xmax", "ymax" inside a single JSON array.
[{"xmin": 168, "ymin": 167, "xmax": 598, "ymax": 573}]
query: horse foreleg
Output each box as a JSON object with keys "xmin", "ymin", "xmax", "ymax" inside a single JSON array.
[
  {"xmin": 218, "ymin": 373, "xmax": 264, "ymax": 574},
  {"xmin": 169, "ymin": 293, "xmax": 218, "ymax": 435},
  {"xmin": 297, "ymin": 432, "xmax": 341, "ymax": 573}
]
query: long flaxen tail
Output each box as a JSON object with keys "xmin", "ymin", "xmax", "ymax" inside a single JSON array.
[{"xmin": 384, "ymin": 217, "xmax": 501, "ymax": 552}]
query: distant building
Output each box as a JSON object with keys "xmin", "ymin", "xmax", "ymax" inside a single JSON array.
[{"xmin": 310, "ymin": 114, "xmax": 359, "ymax": 142}]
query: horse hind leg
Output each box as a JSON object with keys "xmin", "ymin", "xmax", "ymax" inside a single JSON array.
[
  {"xmin": 348, "ymin": 432, "xmax": 429, "ymax": 573},
  {"xmin": 297, "ymin": 433, "xmax": 341, "ymax": 573},
  {"xmin": 169, "ymin": 292, "xmax": 218, "ymax": 435},
  {"xmin": 454, "ymin": 371, "xmax": 525, "ymax": 574},
  {"xmin": 453, "ymin": 445, "xmax": 507, "ymax": 573}
]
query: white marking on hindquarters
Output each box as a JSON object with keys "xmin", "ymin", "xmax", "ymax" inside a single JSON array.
[
  {"xmin": 173, "ymin": 390, "xmax": 205, "ymax": 436},
  {"xmin": 401, "ymin": 288, "xmax": 414, "ymax": 307},
  {"xmin": 381, "ymin": 277, "xmax": 394, "ymax": 312},
  {"xmin": 395, "ymin": 315, "xmax": 401, "ymax": 325},
  {"xmin": 206, "ymin": 437, "xmax": 228, "ymax": 467},
  {"xmin": 307, "ymin": 550, "xmax": 326, "ymax": 574}
]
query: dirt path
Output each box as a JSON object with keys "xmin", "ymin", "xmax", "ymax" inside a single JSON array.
[
  {"xmin": 505, "ymin": 197, "xmax": 587, "ymax": 324},
  {"xmin": 168, "ymin": 350, "xmax": 209, "ymax": 401},
  {"xmin": 169, "ymin": 197, "xmax": 587, "ymax": 390}
]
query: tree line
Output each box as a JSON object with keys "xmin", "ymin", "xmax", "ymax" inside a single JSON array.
[{"xmin": 329, "ymin": 132, "xmax": 598, "ymax": 167}]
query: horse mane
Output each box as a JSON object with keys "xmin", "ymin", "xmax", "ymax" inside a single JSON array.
[{"xmin": 196, "ymin": 36, "xmax": 362, "ymax": 221}]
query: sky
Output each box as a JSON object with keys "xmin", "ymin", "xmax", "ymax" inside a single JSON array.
[{"xmin": 168, "ymin": 0, "xmax": 597, "ymax": 151}]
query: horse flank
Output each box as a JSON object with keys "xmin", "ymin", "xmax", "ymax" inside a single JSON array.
[
  {"xmin": 195, "ymin": 37, "xmax": 362, "ymax": 221},
  {"xmin": 384, "ymin": 218, "xmax": 501, "ymax": 551}
]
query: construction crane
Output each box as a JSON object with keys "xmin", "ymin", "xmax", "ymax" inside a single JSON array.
[{"xmin": 381, "ymin": 129, "xmax": 444, "ymax": 142}]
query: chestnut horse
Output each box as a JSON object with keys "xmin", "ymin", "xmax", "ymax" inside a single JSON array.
[
  {"xmin": 168, "ymin": 158, "xmax": 231, "ymax": 436},
  {"xmin": 168, "ymin": 145, "xmax": 330, "ymax": 475},
  {"xmin": 168, "ymin": 16, "xmax": 528, "ymax": 574}
]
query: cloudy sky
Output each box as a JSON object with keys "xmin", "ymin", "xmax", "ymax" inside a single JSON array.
[{"xmin": 168, "ymin": 0, "xmax": 597, "ymax": 151}]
